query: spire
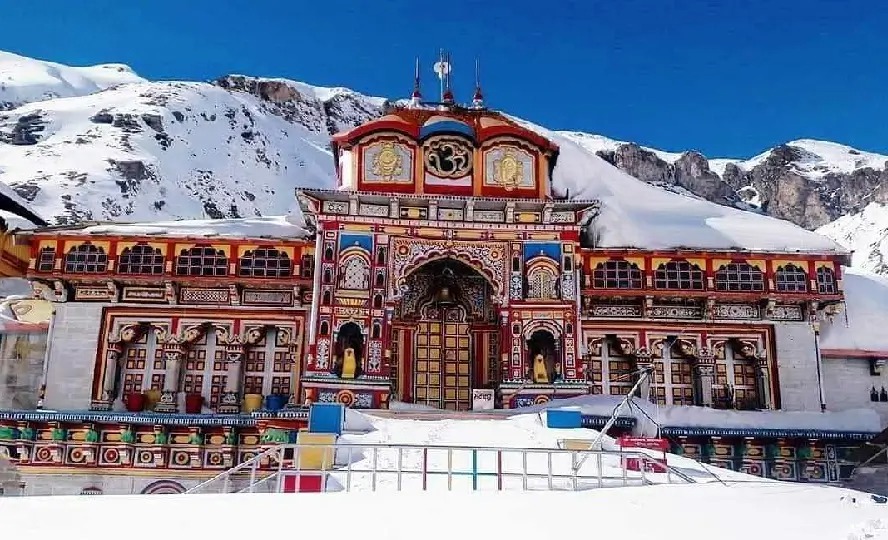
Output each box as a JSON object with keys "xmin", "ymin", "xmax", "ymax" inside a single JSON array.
[
  {"xmin": 410, "ymin": 56, "xmax": 422, "ymax": 107},
  {"xmin": 471, "ymin": 58, "xmax": 484, "ymax": 109},
  {"xmin": 442, "ymin": 50, "xmax": 454, "ymax": 104}
]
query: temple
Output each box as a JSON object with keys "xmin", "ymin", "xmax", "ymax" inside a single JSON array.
[{"xmin": 1, "ymin": 56, "xmax": 885, "ymax": 494}]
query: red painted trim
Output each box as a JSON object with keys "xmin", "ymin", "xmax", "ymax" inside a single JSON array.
[{"xmin": 821, "ymin": 348, "xmax": 888, "ymax": 359}]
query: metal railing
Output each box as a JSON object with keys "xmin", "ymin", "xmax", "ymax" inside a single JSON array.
[{"xmin": 186, "ymin": 442, "xmax": 695, "ymax": 494}]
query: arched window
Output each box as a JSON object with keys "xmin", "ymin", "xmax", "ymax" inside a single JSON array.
[
  {"xmin": 323, "ymin": 268, "xmax": 332, "ymax": 284},
  {"xmin": 301, "ymin": 254, "xmax": 314, "ymax": 278},
  {"xmin": 592, "ymin": 260, "xmax": 642, "ymax": 289},
  {"xmin": 324, "ymin": 246, "xmax": 334, "ymax": 261},
  {"xmin": 376, "ymin": 247, "xmax": 387, "ymax": 265},
  {"xmin": 320, "ymin": 321, "xmax": 330, "ymax": 335},
  {"xmin": 375, "ymin": 271, "xmax": 385, "ymax": 288},
  {"xmin": 118, "ymin": 244, "xmax": 164, "ymax": 275},
  {"xmin": 36, "ymin": 246, "xmax": 56, "ymax": 272},
  {"xmin": 775, "ymin": 264, "xmax": 807, "ymax": 293},
  {"xmin": 372, "ymin": 321, "xmax": 381, "ymax": 339},
  {"xmin": 714, "ymin": 262, "xmax": 764, "ymax": 292},
  {"xmin": 527, "ymin": 266, "xmax": 558, "ymax": 299},
  {"xmin": 174, "ymin": 246, "xmax": 228, "ymax": 276},
  {"xmin": 817, "ymin": 266, "xmax": 837, "ymax": 294},
  {"xmin": 339, "ymin": 255, "xmax": 370, "ymax": 290},
  {"xmin": 654, "ymin": 261, "xmax": 704, "ymax": 290},
  {"xmin": 373, "ymin": 294, "xmax": 383, "ymax": 308},
  {"xmin": 64, "ymin": 243, "xmax": 108, "ymax": 273},
  {"xmin": 322, "ymin": 290, "xmax": 332, "ymax": 305},
  {"xmin": 238, "ymin": 247, "xmax": 291, "ymax": 278}
]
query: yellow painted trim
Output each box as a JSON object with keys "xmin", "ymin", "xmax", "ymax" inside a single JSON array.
[
  {"xmin": 527, "ymin": 233, "xmax": 559, "ymax": 240},
  {"xmin": 492, "ymin": 232, "xmax": 519, "ymax": 240},
  {"xmin": 651, "ymin": 257, "xmax": 705, "ymax": 269},
  {"xmin": 417, "ymin": 228, "xmax": 445, "ymax": 238},
  {"xmin": 454, "ymin": 230, "xmax": 483, "ymax": 240},
  {"xmin": 383, "ymin": 227, "xmax": 409, "ymax": 235},
  {"xmin": 713, "ymin": 258, "xmax": 765, "ymax": 271},
  {"xmin": 770, "ymin": 259, "xmax": 806, "ymax": 271},
  {"xmin": 64, "ymin": 240, "xmax": 110, "ymax": 252},
  {"xmin": 342, "ymin": 224, "xmax": 373, "ymax": 232},
  {"xmin": 236, "ymin": 245, "xmax": 295, "ymax": 258},
  {"xmin": 814, "ymin": 261, "xmax": 835, "ymax": 270},
  {"xmin": 37, "ymin": 239, "xmax": 57, "ymax": 250},
  {"xmin": 116, "ymin": 241, "xmax": 167, "ymax": 255}
]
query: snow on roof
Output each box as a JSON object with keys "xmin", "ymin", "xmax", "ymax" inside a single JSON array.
[
  {"xmin": 820, "ymin": 266, "xmax": 888, "ymax": 353},
  {"xmin": 519, "ymin": 394, "xmax": 881, "ymax": 433},
  {"xmin": 55, "ymin": 214, "xmax": 309, "ymax": 241},
  {"xmin": 542, "ymin": 129, "xmax": 845, "ymax": 253}
]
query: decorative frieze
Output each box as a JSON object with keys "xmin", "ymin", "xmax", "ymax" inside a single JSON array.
[
  {"xmin": 590, "ymin": 304, "xmax": 642, "ymax": 318},
  {"xmin": 121, "ymin": 286, "xmax": 167, "ymax": 303},
  {"xmin": 73, "ymin": 284, "xmax": 117, "ymax": 302},
  {"xmin": 770, "ymin": 304, "xmax": 804, "ymax": 321},
  {"xmin": 474, "ymin": 210, "xmax": 505, "ymax": 222},
  {"xmin": 550, "ymin": 211, "xmax": 575, "ymax": 223},
  {"xmin": 438, "ymin": 208, "xmax": 464, "ymax": 221},
  {"xmin": 179, "ymin": 287, "xmax": 230, "ymax": 305},
  {"xmin": 323, "ymin": 200, "xmax": 349, "ymax": 215},
  {"xmin": 714, "ymin": 304, "xmax": 760, "ymax": 320},
  {"xmin": 649, "ymin": 305, "xmax": 702, "ymax": 319},
  {"xmin": 358, "ymin": 203, "xmax": 389, "ymax": 217},
  {"xmin": 242, "ymin": 289, "xmax": 294, "ymax": 306}
]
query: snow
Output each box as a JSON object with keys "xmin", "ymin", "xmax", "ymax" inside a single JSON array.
[
  {"xmin": 737, "ymin": 139, "xmax": 888, "ymax": 178},
  {"xmin": 818, "ymin": 203, "xmax": 888, "ymax": 274},
  {"xmin": 539, "ymin": 126, "xmax": 845, "ymax": 252},
  {"xmin": 67, "ymin": 213, "xmax": 308, "ymax": 240},
  {"xmin": 820, "ymin": 266, "xmax": 888, "ymax": 353},
  {"xmin": 518, "ymin": 394, "xmax": 881, "ymax": 433},
  {"xmin": 5, "ymin": 409, "xmax": 888, "ymax": 538},
  {"xmin": 5, "ymin": 485, "xmax": 888, "ymax": 540},
  {"xmin": 0, "ymin": 50, "xmax": 144, "ymax": 108}
]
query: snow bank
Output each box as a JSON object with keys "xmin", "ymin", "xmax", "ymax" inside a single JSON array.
[
  {"xmin": 544, "ymin": 130, "xmax": 844, "ymax": 253},
  {"xmin": 742, "ymin": 139, "xmax": 888, "ymax": 178},
  {"xmin": 71, "ymin": 215, "xmax": 308, "ymax": 240},
  {"xmin": 518, "ymin": 394, "xmax": 881, "ymax": 433},
  {"xmin": 5, "ymin": 484, "xmax": 888, "ymax": 539},
  {"xmin": 821, "ymin": 266, "xmax": 888, "ymax": 352}
]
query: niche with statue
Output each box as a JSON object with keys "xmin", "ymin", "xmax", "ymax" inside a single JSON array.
[
  {"xmin": 526, "ymin": 329, "xmax": 561, "ymax": 384},
  {"xmin": 332, "ymin": 322, "xmax": 364, "ymax": 379}
]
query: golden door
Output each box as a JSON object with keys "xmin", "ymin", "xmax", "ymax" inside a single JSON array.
[{"xmin": 414, "ymin": 307, "xmax": 472, "ymax": 410}]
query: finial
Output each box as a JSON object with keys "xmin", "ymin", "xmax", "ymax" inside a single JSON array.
[
  {"xmin": 410, "ymin": 56, "xmax": 422, "ymax": 107},
  {"xmin": 471, "ymin": 58, "xmax": 484, "ymax": 109},
  {"xmin": 442, "ymin": 50, "xmax": 454, "ymax": 104}
]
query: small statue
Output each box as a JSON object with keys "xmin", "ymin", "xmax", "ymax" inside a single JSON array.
[
  {"xmin": 532, "ymin": 353, "xmax": 549, "ymax": 384},
  {"xmin": 341, "ymin": 346, "xmax": 357, "ymax": 379},
  {"xmin": 553, "ymin": 362, "xmax": 563, "ymax": 382}
]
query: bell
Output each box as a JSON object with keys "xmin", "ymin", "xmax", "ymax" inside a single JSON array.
[{"xmin": 435, "ymin": 286, "xmax": 455, "ymax": 305}]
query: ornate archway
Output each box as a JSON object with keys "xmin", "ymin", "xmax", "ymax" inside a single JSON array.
[{"xmin": 392, "ymin": 258, "xmax": 498, "ymax": 410}]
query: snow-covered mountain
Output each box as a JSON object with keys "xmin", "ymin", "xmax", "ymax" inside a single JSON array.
[{"xmin": 0, "ymin": 51, "xmax": 885, "ymax": 269}]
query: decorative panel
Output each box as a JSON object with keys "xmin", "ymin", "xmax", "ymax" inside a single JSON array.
[
  {"xmin": 180, "ymin": 288, "xmax": 230, "ymax": 305},
  {"xmin": 122, "ymin": 287, "xmax": 167, "ymax": 303},
  {"xmin": 649, "ymin": 305, "xmax": 702, "ymax": 319},
  {"xmin": 483, "ymin": 145, "xmax": 535, "ymax": 191},
  {"xmin": 322, "ymin": 201, "xmax": 349, "ymax": 215},
  {"xmin": 359, "ymin": 204, "xmax": 389, "ymax": 217},
  {"xmin": 474, "ymin": 210, "xmax": 505, "ymax": 222},
  {"xmin": 714, "ymin": 304, "xmax": 760, "ymax": 320},
  {"xmin": 770, "ymin": 304, "xmax": 804, "ymax": 321},
  {"xmin": 242, "ymin": 289, "xmax": 294, "ymax": 306},
  {"xmin": 590, "ymin": 305, "xmax": 642, "ymax": 318},
  {"xmin": 362, "ymin": 140, "xmax": 414, "ymax": 183}
]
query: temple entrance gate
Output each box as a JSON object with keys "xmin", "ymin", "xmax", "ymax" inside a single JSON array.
[{"xmin": 414, "ymin": 304, "xmax": 472, "ymax": 410}]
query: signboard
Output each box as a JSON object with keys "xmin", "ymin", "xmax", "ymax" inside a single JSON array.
[
  {"xmin": 617, "ymin": 436, "xmax": 669, "ymax": 473},
  {"xmin": 472, "ymin": 389, "xmax": 495, "ymax": 411}
]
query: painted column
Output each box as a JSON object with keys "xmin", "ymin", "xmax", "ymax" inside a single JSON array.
[
  {"xmin": 694, "ymin": 349, "xmax": 716, "ymax": 407},
  {"xmin": 156, "ymin": 339, "xmax": 184, "ymax": 413},
  {"xmin": 287, "ymin": 340, "xmax": 302, "ymax": 407},
  {"xmin": 92, "ymin": 343, "xmax": 123, "ymax": 411},
  {"xmin": 634, "ymin": 348, "xmax": 654, "ymax": 402},
  {"xmin": 217, "ymin": 339, "xmax": 245, "ymax": 414}
]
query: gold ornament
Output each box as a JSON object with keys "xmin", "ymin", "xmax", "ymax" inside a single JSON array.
[
  {"xmin": 493, "ymin": 150, "xmax": 523, "ymax": 190},
  {"xmin": 371, "ymin": 142, "xmax": 403, "ymax": 181}
]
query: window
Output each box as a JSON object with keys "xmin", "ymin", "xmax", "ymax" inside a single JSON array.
[
  {"xmin": 182, "ymin": 330, "xmax": 227, "ymax": 408},
  {"xmin": 243, "ymin": 328, "xmax": 292, "ymax": 397},
  {"xmin": 118, "ymin": 244, "xmax": 164, "ymax": 275},
  {"xmin": 36, "ymin": 246, "xmax": 56, "ymax": 272},
  {"xmin": 339, "ymin": 255, "xmax": 370, "ymax": 290},
  {"xmin": 714, "ymin": 262, "xmax": 764, "ymax": 292},
  {"xmin": 817, "ymin": 266, "xmax": 837, "ymax": 294},
  {"xmin": 119, "ymin": 328, "xmax": 165, "ymax": 395},
  {"xmin": 373, "ymin": 294, "xmax": 383, "ymax": 308},
  {"xmin": 239, "ymin": 248, "xmax": 292, "ymax": 278},
  {"xmin": 654, "ymin": 261, "xmax": 704, "ymax": 290},
  {"xmin": 174, "ymin": 246, "xmax": 228, "ymax": 277},
  {"xmin": 64, "ymin": 243, "xmax": 108, "ymax": 273},
  {"xmin": 376, "ymin": 247, "xmax": 386, "ymax": 265},
  {"xmin": 301, "ymin": 255, "xmax": 315, "ymax": 278},
  {"xmin": 775, "ymin": 264, "xmax": 807, "ymax": 293},
  {"xmin": 592, "ymin": 260, "xmax": 642, "ymax": 289},
  {"xmin": 527, "ymin": 267, "xmax": 558, "ymax": 299}
]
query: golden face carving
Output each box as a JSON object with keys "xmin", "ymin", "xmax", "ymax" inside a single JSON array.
[
  {"xmin": 371, "ymin": 142, "xmax": 403, "ymax": 181},
  {"xmin": 493, "ymin": 150, "xmax": 523, "ymax": 190}
]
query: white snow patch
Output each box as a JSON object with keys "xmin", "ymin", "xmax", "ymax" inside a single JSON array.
[
  {"xmin": 821, "ymin": 266, "xmax": 888, "ymax": 352},
  {"xmin": 69, "ymin": 214, "xmax": 308, "ymax": 240}
]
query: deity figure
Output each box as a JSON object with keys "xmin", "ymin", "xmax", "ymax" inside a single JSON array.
[
  {"xmin": 340, "ymin": 346, "xmax": 358, "ymax": 379},
  {"xmin": 532, "ymin": 353, "xmax": 550, "ymax": 384}
]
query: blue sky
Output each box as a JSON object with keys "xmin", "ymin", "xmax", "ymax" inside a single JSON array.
[{"xmin": 3, "ymin": 0, "xmax": 886, "ymax": 158}]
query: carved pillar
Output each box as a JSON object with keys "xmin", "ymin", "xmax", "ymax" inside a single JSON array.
[
  {"xmin": 156, "ymin": 340, "xmax": 184, "ymax": 413},
  {"xmin": 287, "ymin": 340, "xmax": 301, "ymax": 408},
  {"xmin": 634, "ymin": 348, "xmax": 653, "ymax": 402},
  {"xmin": 217, "ymin": 338, "xmax": 245, "ymax": 414},
  {"xmin": 756, "ymin": 355, "xmax": 772, "ymax": 410},
  {"xmin": 92, "ymin": 342, "xmax": 123, "ymax": 411},
  {"xmin": 694, "ymin": 349, "xmax": 716, "ymax": 407}
]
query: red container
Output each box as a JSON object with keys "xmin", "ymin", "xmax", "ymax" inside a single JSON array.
[
  {"xmin": 281, "ymin": 473, "xmax": 325, "ymax": 493},
  {"xmin": 124, "ymin": 393, "xmax": 145, "ymax": 412},
  {"xmin": 184, "ymin": 393, "xmax": 203, "ymax": 414}
]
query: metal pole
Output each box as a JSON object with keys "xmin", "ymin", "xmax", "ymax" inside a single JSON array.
[
  {"xmin": 596, "ymin": 451, "xmax": 603, "ymax": 488},
  {"xmin": 522, "ymin": 450, "xmax": 528, "ymax": 490},
  {"xmin": 547, "ymin": 450, "xmax": 553, "ymax": 490},
  {"xmin": 372, "ymin": 446, "xmax": 378, "ymax": 492},
  {"xmin": 472, "ymin": 449, "xmax": 478, "ymax": 491},
  {"xmin": 346, "ymin": 446, "xmax": 353, "ymax": 492},
  {"xmin": 447, "ymin": 448, "xmax": 453, "ymax": 491},
  {"xmin": 397, "ymin": 447, "xmax": 403, "ymax": 491}
]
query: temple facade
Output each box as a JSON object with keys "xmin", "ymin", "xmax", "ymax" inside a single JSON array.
[{"xmin": 0, "ymin": 73, "xmax": 881, "ymax": 494}]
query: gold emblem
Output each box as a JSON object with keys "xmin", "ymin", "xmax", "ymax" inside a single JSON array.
[
  {"xmin": 371, "ymin": 142, "xmax": 403, "ymax": 181},
  {"xmin": 493, "ymin": 150, "xmax": 523, "ymax": 190}
]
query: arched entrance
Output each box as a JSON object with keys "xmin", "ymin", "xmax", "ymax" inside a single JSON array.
[{"xmin": 393, "ymin": 259, "xmax": 497, "ymax": 410}]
